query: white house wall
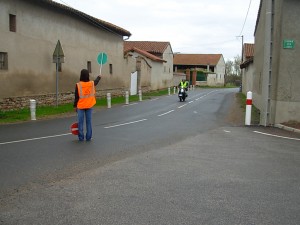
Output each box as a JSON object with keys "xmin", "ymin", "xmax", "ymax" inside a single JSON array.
[
  {"xmin": 214, "ymin": 57, "xmax": 225, "ymax": 86},
  {"xmin": 0, "ymin": 0, "xmax": 128, "ymax": 98},
  {"xmin": 161, "ymin": 45, "xmax": 174, "ymax": 88}
]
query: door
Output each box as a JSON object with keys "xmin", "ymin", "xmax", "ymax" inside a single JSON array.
[{"xmin": 130, "ymin": 71, "xmax": 137, "ymax": 95}]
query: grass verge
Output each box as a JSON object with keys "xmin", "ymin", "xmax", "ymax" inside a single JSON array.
[
  {"xmin": 236, "ymin": 92, "xmax": 260, "ymax": 125},
  {"xmin": 0, "ymin": 89, "xmax": 169, "ymax": 124}
]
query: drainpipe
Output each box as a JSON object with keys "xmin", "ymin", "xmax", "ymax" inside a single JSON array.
[{"xmin": 261, "ymin": 0, "xmax": 273, "ymax": 126}]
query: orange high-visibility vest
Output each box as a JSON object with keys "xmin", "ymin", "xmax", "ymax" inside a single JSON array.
[{"xmin": 76, "ymin": 81, "xmax": 96, "ymax": 109}]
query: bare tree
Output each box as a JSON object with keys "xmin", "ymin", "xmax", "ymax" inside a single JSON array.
[
  {"xmin": 233, "ymin": 55, "xmax": 242, "ymax": 76},
  {"xmin": 225, "ymin": 60, "xmax": 234, "ymax": 75},
  {"xmin": 225, "ymin": 55, "xmax": 241, "ymax": 86}
]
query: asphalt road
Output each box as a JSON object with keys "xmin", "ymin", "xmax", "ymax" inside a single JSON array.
[{"xmin": 1, "ymin": 88, "xmax": 300, "ymax": 225}]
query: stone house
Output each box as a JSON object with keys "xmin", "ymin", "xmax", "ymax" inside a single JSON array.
[
  {"xmin": 123, "ymin": 41, "xmax": 174, "ymax": 93},
  {"xmin": 0, "ymin": 0, "xmax": 131, "ymax": 110},
  {"xmin": 252, "ymin": 0, "xmax": 300, "ymax": 125},
  {"xmin": 173, "ymin": 54, "xmax": 225, "ymax": 87}
]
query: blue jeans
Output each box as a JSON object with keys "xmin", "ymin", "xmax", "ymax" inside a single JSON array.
[{"xmin": 77, "ymin": 108, "xmax": 93, "ymax": 141}]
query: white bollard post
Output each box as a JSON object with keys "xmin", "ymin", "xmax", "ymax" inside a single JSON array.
[
  {"xmin": 30, "ymin": 99, "xmax": 36, "ymax": 120},
  {"xmin": 168, "ymin": 87, "xmax": 170, "ymax": 95},
  {"xmin": 107, "ymin": 93, "xmax": 111, "ymax": 108},
  {"xmin": 139, "ymin": 89, "xmax": 142, "ymax": 101},
  {"xmin": 245, "ymin": 91, "xmax": 252, "ymax": 126},
  {"xmin": 173, "ymin": 86, "xmax": 176, "ymax": 94},
  {"xmin": 125, "ymin": 91, "xmax": 129, "ymax": 105}
]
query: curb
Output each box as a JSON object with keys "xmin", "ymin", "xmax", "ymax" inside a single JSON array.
[{"xmin": 275, "ymin": 124, "xmax": 300, "ymax": 134}]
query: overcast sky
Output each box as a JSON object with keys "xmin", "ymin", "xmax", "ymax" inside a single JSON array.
[{"xmin": 53, "ymin": 0, "xmax": 260, "ymax": 61}]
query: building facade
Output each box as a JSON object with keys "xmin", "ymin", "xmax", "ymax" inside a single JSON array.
[
  {"xmin": 0, "ymin": 0, "xmax": 131, "ymax": 109},
  {"xmin": 173, "ymin": 54, "xmax": 225, "ymax": 87},
  {"xmin": 124, "ymin": 41, "xmax": 174, "ymax": 91},
  {"xmin": 253, "ymin": 0, "xmax": 300, "ymax": 125}
]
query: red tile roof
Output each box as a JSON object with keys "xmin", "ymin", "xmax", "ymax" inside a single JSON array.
[
  {"xmin": 244, "ymin": 43, "xmax": 254, "ymax": 59},
  {"xmin": 173, "ymin": 54, "xmax": 222, "ymax": 66},
  {"xmin": 124, "ymin": 41, "xmax": 171, "ymax": 54},
  {"xmin": 31, "ymin": 0, "xmax": 131, "ymax": 37},
  {"xmin": 125, "ymin": 47, "xmax": 166, "ymax": 63}
]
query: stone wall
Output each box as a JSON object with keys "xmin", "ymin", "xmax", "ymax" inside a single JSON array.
[{"xmin": 0, "ymin": 88, "xmax": 131, "ymax": 111}]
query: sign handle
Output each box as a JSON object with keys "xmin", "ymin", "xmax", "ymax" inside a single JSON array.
[{"xmin": 99, "ymin": 52, "xmax": 103, "ymax": 75}]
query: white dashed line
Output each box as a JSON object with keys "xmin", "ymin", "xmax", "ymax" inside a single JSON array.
[
  {"xmin": 104, "ymin": 119, "xmax": 148, "ymax": 129},
  {"xmin": 0, "ymin": 133, "xmax": 71, "ymax": 145},
  {"xmin": 157, "ymin": 110, "xmax": 174, "ymax": 117}
]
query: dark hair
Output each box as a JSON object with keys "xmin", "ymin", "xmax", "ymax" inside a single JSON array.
[{"xmin": 80, "ymin": 69, "xmax": 90, "ymax": 82}]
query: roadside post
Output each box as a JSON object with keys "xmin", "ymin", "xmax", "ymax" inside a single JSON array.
[
  {"xmin": 168, "ymin": 87, "xmax": 170, "ymax": 95},
  {"xmin": 139, "ymin": 89, "xmax": 142, "ymax": 101},
  {"xmin": 245, "ymin": 91, "xmax": 252, "ymax": 125},
  {"xmin": 174, "ymin": 86, "xmax": 176, "ymax": 94},
  {"xmin": 125, "ymin": 91, "xmax": 129, "ymax": 105},
  {"xmin": 107, "ymin": 93, "xmax": 111, "ymax": 108},
  {"xmin": 30, "ymin": 99, "xmax": 36, "ymax": 120}
]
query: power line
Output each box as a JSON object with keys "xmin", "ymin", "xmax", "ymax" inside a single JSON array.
[{"xmin": 239, "ymin": 0, "xmax": 252, "ymax": 36}]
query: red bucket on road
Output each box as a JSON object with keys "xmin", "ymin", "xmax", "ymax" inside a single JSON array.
[{"xmin": 70, "ymin": 122, "xmax": 78, "ymax": 135}]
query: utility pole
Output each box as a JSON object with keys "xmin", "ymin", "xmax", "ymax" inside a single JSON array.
[{"xmin": 236, "ymin": 35, "xmax": 244, "ymax": 62}]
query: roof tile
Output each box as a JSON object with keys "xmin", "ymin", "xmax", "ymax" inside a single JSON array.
[
  {"xmin": 124, "ymin": 41, "xmax": 171, "ymax": 54},
  {"xmin": 173, "ymin": 54, "xmax": 222, "ymax": 66},
  {"xmin": 29, "ymin": 0, "xmax": 131, "ymax": 37},
  {"xmin": 244, "ymin": 43, "xmax": 254, "ymax": 58}
]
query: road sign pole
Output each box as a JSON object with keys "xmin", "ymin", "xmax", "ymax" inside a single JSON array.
[
  {"xmin": 99, "ymin": 52, "xmax": 103, "ymax": 75},
  {"xmin": 52, "ymin": 40, "xmax": 65, "ymax": 107},
  {"xmin": 97, "ymin": 52, "xmax": 107, "ymax": 76},
  {"xmin": 56, "ymin": 53, "xmax": 58, "ymax": 107}
]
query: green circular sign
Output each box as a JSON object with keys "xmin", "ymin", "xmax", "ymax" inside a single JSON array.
[{"xmin": 97, "ymin": 52, "xmax": 108, "ymax": 65}]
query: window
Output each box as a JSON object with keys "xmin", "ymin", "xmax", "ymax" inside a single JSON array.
[
  {"xmin": 87, "ymin": 61, "xmax": 92, "ymax": 73},
  {"xmin": 0, "ymin": 52, "xmax": 8, "ymax": 70},
  {"xmin": 109, "ymin": 64, "xmax": 113, "ymax": 74},
  {"xmin": 9, "ymin": 14, "xmax": 16, "ymax": 32}
]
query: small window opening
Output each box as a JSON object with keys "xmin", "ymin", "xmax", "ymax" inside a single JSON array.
[
  {"xmin": 87, "ymin": 61, "xmax": 92, "ymax": 73},
  {"xmin": 9, "ymin": 14, "xmax": 16, "ymax": 32},
  {"xmin": 0, "ymin": 52, "xmax": 8, "ymax": 70},
  {"xmin": 109, "ymin": 64, "xmax": 113, "ymax": 74}
]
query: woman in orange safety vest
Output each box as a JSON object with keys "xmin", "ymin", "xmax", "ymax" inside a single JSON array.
[{"xmin": 74, "ymin": 69, "xmax": 101, "ymax": 141}]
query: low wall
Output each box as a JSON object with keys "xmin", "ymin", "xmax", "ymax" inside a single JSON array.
[{"xmin": 0, "ymin": 88, "xmax": 134, "ymax": 111}]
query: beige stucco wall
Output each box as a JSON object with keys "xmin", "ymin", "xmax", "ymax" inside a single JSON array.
[
  {"xmin": 123, "ymin": 53, "xmax": 151, "ymax": 90},
  {"xmin": 0, "ymin": 0, "xmax": 129, "ymax": 98},
  {"xmin": 253, "ymin": 0, "xmax": 300, "ymax": 124},
  {"xmin": 124, "ymin": 44, "xmax": 174, "ymax": 91},
  {"xmin": 242, "ymin": 63, "xmax": 254, "ymax": 94}
]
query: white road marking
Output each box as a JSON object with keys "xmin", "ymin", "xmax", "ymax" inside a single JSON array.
[
  {"xmin": 254, "ymin": 131, "xmax": 300, "ymax": 141},
  {"xmin": 104, "ymin": 119, "xmax": 147, "ymax": 129},
  {"xmin": 1, "ymin": 90, "xmax": 218, "ymax": 145},
  {"xmin": 0, "ymin": 133, "xmax": 71, "ymax": 145},
  {"xmin": 178, "ymin": 104, "xmax": 187, "ymax": 109},
  {"xmin": 223, "ymin": 130, "xmax": 231, "ymax": 133},
  {"xmin": 122, "ymin": 103, "xmax": 138, "ymax": 107},
  {"xmin": 157, "ymin": 110, "xmax": 174, "ymax": 117}
]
